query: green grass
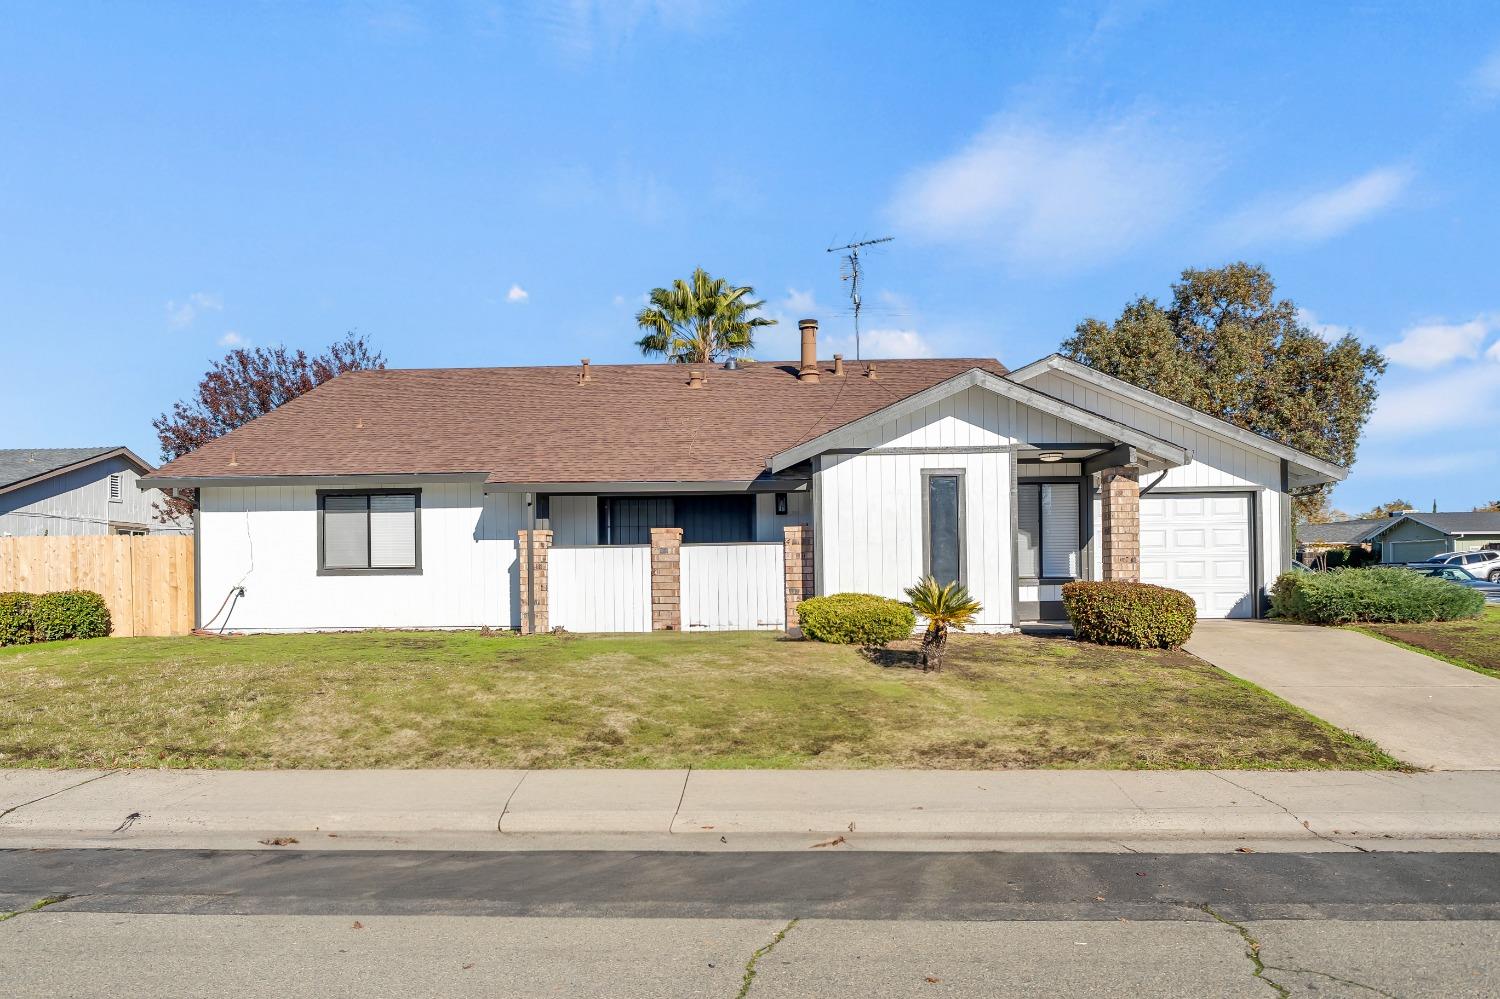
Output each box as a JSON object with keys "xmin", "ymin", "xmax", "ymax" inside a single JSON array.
[
  {"xmin": 0, "ymin": 630, "xmax": 1400, "ymax": 771},
  {"xmin": 1355, "ymin": 606, "xmax": 1500, "ymax": 681}
]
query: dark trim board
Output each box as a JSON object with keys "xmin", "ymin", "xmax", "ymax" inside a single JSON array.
[
  {"xmin": 1015, "ymin": 474, "xmax": 1091, "ymax": 621},
  {"xmin": 920, "ymin": 468, "xmax": 967, "ymax": 587},
  {"xmin": 315, "ymin": 488, "xmax": 424, "ymax": 577}
]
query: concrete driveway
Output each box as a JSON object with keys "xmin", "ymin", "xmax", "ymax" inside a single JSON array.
[{"xmin": 1187, "ymin": 620, "xmax": 1500, "ymax": 770}]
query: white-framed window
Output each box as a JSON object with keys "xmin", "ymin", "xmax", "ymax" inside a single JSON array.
[
  {"xmin": 108, "ymin": 473, "xmax": 123, "ymax": 502},
  {"xmin": 1017, "ymin": 481, "xmax": 1081, "ymax": 581},
  {"xmin": 317, "ymin": 491, "xmax": 421, "ymax": 574}
]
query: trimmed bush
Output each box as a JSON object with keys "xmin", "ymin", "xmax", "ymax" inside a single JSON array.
[
  {"xmin": 797, "ymin": 592, "xmax": 916, "ymax": 645},
  {"xmin": 1062, "ymin": 580, "xmax": 1197, "ymax": 649},
  {"xmin": 1270, "ymin": 567, "xmax": 1485, "ymax": 625},
  {"xmin": 0, "ymin": 592, "xmax": 34, "ymax": 647},
  {"xmin": 29, "ymin": 590, "xmax": 112, "ymax": 642}
]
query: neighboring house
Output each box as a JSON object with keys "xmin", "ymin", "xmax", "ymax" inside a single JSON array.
[
  {"xmin": 1360, "ymin": 511, "xmax": 1500, "ymax": 563},
  {"xmin": 1296, "ymin": 517, "xmax": 1389, "ymax": 568},
  {"xmin": 0, "ymin": 447, "xmax": 188, "ymax": 537},
  {"xmin": 144, "ymin": 322, "xmax": 1346, "ymax": 632}
]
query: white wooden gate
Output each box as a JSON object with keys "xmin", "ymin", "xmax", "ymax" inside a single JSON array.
[
  {"xmin": 681, "ymin": 542, "xmax": 786, "ymax": 631},
  {"xmin": 549, "ymin": 545, "xmax": 652, "ymax": 633}
]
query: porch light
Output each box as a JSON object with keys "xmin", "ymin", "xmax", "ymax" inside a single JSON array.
[{"xmin": 1038, "ymin": 452, "xmax": 1064, "ymax": 463}]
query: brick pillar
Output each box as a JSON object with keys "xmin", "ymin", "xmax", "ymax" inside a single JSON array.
[
  {"xmin": 517, "ymin": 528, "xmax": 553, "ymax": 634},
  {"xmin": 650, "ymin": 527, "xmax": 683, "ymax": 631},
  {"xmin": 783, "ymin": 524, "xmax": 815, "ymax": 634},
  {"xmin": 1099, "ymin": 466, "xmax": 1140, "ymax": 582}
]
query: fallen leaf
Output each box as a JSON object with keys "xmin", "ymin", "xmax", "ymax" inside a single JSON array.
[
  {"xmin": 259, "ymin": 837, "xmax": 299, "ymax": 847},
  {"xmin": 848, "ymin": 821, "xmax": 856, "ymax": 832},
  {"xmin": 462, "ymin": 963, "xmax": 474, "ymax": 971},
  {"xmin": 924, "ymin": 976, "xmax": 942, "ymax": 984},
  {"xmin": 351, "ymin": 921, "xmax": 364, "ymax": 930},
  {"xmin": 328, "ymin": 833, "xmax": 339, "ymax": 838},
  {"xmin": 719, "ymin": 836, "xmax": 727, "ymax": 844},
  {"xmin": 701, "ymin": 825, "xmax": 715, "ymax": 830},
  {"xmin": 810, "ymin": 835, "xmax": 847, "ymax": 849},
  {"xmin": 1092, "ymin": 896, "xmax": 1106, "ymax": 902},
  {"xmin": 1235, "ymin": 847, "xmax": 1255, "ymax": 854}
]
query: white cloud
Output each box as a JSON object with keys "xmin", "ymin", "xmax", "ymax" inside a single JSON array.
[
  {"xmin": 217, "ymin": 331, "xmax": 244, "ymax": 347},
  {"xmin": 1472, "ymin": 44, "xmax": 1500, "ymax": 102},
  {"xmin": 888, "ymin": 112, "xmax": 1210, "ymax": 268},
  {"xmin": 1383, "ymin": 315, "xmax": 1495, "ymax": 369},
  {"xmin": 166, "ymin": 291, "xmax": 223, "ymax": 329},
  {"xmin": 1297, "ymin": 308, "xmax": 1350, "ymax": 343},
  {"xmin": 781, "ymin": 288, "xmax": 819, "ymax": 316},
  {"xmin": 506, "ymin": 284, "xmax": 530, "ymax": 303},
  {"xmin": 1488, "ymin": 338, "xmax": 1500, "ymax": 363},
  {"xmin": 1221, "ymin": 165, "xmax": 1412, "ymax": 245},
  {"xmin": 824, "ymin": 328, "xmax": 935, "ymax": 359},
  {"xmin": 1366, "ymin": 367, "xmax": 1499, "ymax": 439},
  {"xmin": 527, "ymin": 0, "xmax": 720, "ymax": 60}
]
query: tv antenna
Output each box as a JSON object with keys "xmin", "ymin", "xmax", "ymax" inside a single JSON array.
[{"xmin": 827, "ymin": 235, "xmax": 893, "ymax": 361}]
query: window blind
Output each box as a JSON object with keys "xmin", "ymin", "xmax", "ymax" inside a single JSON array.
[
  {"xmin": 1040, "ymin": 483, "xmax": 1080, "ymax": 578},
  {"xmin": 323, "ymin": 495, "xmax": 370, "ymax": 569},
  {"xmin": 1017, "ymin": 485, "xmax": 1041, "ymax": 578},
  {"xmin": 369, "ymin": 494, "xmax": 417, "ymax": 568}
]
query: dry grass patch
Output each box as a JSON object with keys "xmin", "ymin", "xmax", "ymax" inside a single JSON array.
[
  {"xmin": 1356, "ymin": 606, "xmax": 1500, "ymax": 680},
  {"xmin": 0, "ymin": 629, "xmax": 1398, "ymax": 770}
]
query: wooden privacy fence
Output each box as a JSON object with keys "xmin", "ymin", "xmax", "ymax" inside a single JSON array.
[{"xmin": 0, "ymin": 536, "xmax": 194, "ymax": 637}]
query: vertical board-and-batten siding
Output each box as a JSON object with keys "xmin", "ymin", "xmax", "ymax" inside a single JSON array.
[
  {"xmin": 549, "ymin": 545, "xmax": 652, "ymax": 632},
  {"xmin": 681, "ymin": 543, "xmax": 786, "ymax": 631},
  {"xmin": 0, "ymin": 458, "xmax": 188, "ymax": 537},
  {"xmin": 198, "ymin": 483, "xmax": 522, "ymax": 631}
]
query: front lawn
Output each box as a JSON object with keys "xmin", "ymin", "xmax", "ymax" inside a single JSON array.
[
  {"xmin": 0, "ymin": 630, "xmax": 1398, "ymax": 770},
  {"xmin": 1356, "ymin": 606, "xmax": 1500, "ymax": 680}
]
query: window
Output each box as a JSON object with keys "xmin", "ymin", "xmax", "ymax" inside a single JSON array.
[
  {"xmin": 924, "ymin": 471, "xmax": 964, "ymax": 586},
  {"xmin": 598, "ymin": 495, "xmax": 754, "ymax": 545},
  {"xmin": 318, "ymin": 491, "xmax": 420, "ymax": 574},
  {"xmin": 1017, "ymin": 482, "xmax": 1081, "ymax": 580},
  {"xmin": 108, "ymin": 474, "xmax": 123, "ymax": 502}
]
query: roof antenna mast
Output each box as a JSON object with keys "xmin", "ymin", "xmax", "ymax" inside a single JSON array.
[{"xmin": 827, "ymin": 236, "xmax": 893, "ymax": 362}]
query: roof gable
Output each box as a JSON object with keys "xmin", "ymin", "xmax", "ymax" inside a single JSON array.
[
  {"xmin": 0, "ymin": 447, "xmax": 152, "ymax": 496},
  {"xmin": 1365, "ymin": 511, "xmax": 1500, "ymax": 540}
]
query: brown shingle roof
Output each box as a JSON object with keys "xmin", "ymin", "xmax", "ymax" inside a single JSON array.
[{"xmin": 148, "ymin": 358, "xmax": 1007, "ymax": 484}]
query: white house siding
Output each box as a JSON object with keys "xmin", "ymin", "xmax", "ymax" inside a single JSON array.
[
  {"xmin": 754, "ymin": 490, "xmax": 811, "ymax": 541},
  {"xmin": 681, "ymin": 543, "xmax": 787, "ymax": 631},
  {"xmin": 198, "ymin": 482, "xmax": 522, "ymax": 631},
  {"xmin": 0, "ymin": 459, "xmax": 188, "ymax": 537},
  {"xmin": 548, "ymin": 495, "xmax": 599, "ymax": 545},
  {"xmin": 1025, "ymin": 369, "xmax": 1292, "ymax": 601}
]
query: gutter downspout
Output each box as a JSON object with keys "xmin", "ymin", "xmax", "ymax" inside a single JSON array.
[{"xmin": 1138, "ymin": 469, "xmax": 1169, "ymax": 497}]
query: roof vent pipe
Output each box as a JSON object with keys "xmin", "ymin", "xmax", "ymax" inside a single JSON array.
[
  {"xmin": 865, "ymin": 362, "xmax": 878, "ymax": 380},
  {"xmin": 833, "ymin": 354, "xmax": 845, "ymax": 377},
  {"xmin": 723, "ymin": 357, "xmax": 738, "ymax": 370},
  {"xmin": 687, "ymin": 369, "xmax": 705, "ymax": 389},
  {"xmin": 798, "ymin": 319, "xmax": 821, "ymax": 382},
  {"xmin": 578, "ymin": 358, "xmax": 592, "ymax": 384}
]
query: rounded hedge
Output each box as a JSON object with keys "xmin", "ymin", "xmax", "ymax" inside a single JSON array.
[
  {"xmin": 796, "ymin": 592, "xmax": 916, "ymax": 645},
  {"xmin": 1270, "ymin": 567, "xmax": 1485, "ymax": 625},
  {"xmin": 1061, "ymin": 580, "xmax": 1197, "ymax": 649},
  {"xmin": 0, "ymin": 592, "xmax": 34, "ymax": 647},
  {"xmin": 29, "ymin": 590, "xmax": 112, "ymax": 642}
]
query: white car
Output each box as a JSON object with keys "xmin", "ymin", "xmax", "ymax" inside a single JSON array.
[{"xmin": 1424, "ymin": 549, "xmax": 1500, "ymax": 582}]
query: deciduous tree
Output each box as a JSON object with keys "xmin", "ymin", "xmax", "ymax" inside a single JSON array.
[
  {"xmin": 1358, "ymin": 499, "xmax": 1415, "ymax": 519},
  {"xmin": 1063, "ymin": 263, "xmax": 1385, "ymax": 520}
]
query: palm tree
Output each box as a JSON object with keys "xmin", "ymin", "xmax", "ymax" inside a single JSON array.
[
  {"xmin": 635, "ymin": 268, "xmax": 777, "ymax": 363},
  {"xmin": 903, "ymin": 576, "xmax": 982, "ymax": 672}
]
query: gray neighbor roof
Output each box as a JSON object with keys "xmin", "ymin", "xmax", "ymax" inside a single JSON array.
[
  {"xmin": 0, "ymin": 447, "xmax": 150, "ymax": 492},
  {"xmin": 1298, "ymin": 517, "xmax": 1392, "ymax": 546},
  {"xmin": 1369, "ymin": 511, "xmax": 1500, "ymax": 538},
  {"xmin": 1302, "ymin": 511, "xmax": 1500, "ymax": 546}
]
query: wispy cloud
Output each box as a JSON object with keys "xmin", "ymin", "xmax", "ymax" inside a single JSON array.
[
  {"xmin": 1366, "ymin": 366, "xmax": 1499, "ymax": 439},
  {"xmin": 166, "ymin": 292, "xmax": 223, "ymax": 329},
  {"xmin": 524, "ymin": 0, "xmax": 723, "ymax": 61},
  {"xmin": 1471, "ymin": 43, "xmax": 1500, "ymax": 103},
  {"xmin": 824, "ymin": 327, "xmax": 935, "ymax": 359},
  {"xmin": 1383, "ymin": 315, "xmax": 1495, "ymax": 369},
  {"xmin": 1297, "ymin": 307, "xmax": 1352, "ymax": 343},
  {"xmin": 1219, "ymin": 165, "xmax": 1413, "ymax": 245},
  {"xmin": 888, "ymin": 112, "xmax": 1211, "ymax": 269},
  {"xmin": 506, "ymin": 283, "xmax": 530, "ymax": 303}
]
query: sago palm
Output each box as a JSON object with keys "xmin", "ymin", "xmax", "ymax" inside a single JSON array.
[
  {"xmin": 903, "ymin": 576, "xmax": 982, "ymax": 672},
  {"xmin": 635, "ymin": 267, "xmax": 777, "ymax": 364}
]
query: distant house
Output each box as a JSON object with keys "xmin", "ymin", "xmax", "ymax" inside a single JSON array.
[
  {"xmin": 1299, "ymin": 511, "xmax": 1500, "ymax": 566},
  {"xmin": 0, "ymin": 447, "xmax": 188, "ymax": 537}
]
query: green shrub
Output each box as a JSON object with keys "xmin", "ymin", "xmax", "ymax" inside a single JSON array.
[
  {"xmin": 796, "ymin": 592, "xmax": 916, "ymax": 645},
  {"xmin": 29, "ymin": 590, "xmax": 112, "ymax": 642},
  {"xmin": 0, "ymin": 592, "xmax": 34, "ymax": 646},
  {"xmin": 1062, "ymin": 580, "xmax": 1197, "ymax": 649},
  {"xmin": 1270, "ymin": 567, "xmax": 1485, "ymax": 625}
]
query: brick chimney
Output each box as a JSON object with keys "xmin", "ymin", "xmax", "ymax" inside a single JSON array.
[{"xmin": 798, "ymin": 319, "xmax": 821, "ymax": 382}]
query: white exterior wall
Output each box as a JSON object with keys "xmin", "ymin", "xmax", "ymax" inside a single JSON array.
[
  {"xmin": 199, "ymin": 482, "xmax": 522, "ymax": 631},
  {"xmin": 754, "ymin": 490, "xmax": 811, "ymax": 541}
]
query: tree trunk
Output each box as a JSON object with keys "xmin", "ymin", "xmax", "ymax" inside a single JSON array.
[{"xmin": 921, "ymin": 624, "xmax": 948, "ymax": 672}]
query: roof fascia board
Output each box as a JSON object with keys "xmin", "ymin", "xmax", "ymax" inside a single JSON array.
[
  {"xmin": 146, "ymin": 472, "xmax": 492, "ymax": 489},
  {"xmin": 484, "ymin": 479, "xmax": 809, "ymax": 494},
  {"xmin": 1007, "ymin": 354, "xmax": 1348, "ymax": 483},
  {"xmin": 767, "ymin": 368, "xmax": 1191, "ymax": 473},
  {"xmin": 0, "ymin": 447, "xmax": 153, "ymax": 497}
]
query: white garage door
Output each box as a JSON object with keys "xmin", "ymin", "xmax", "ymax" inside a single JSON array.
[{"xmin": 1140, "ymin": 493, "xmax": 1253, "ymax": 619}]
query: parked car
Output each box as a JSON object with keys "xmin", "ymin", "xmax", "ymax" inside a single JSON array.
[
  {"xmin": 1423, "ymin": 549, "xmax": 1500, "ymax": 582},
  {"xmin": 1403, "ymin": 563, "xmax": 1500, "ymax": 603}
]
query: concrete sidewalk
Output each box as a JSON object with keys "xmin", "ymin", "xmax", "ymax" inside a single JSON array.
[
  {"xmin": 4, "ymin": 768, "xmax": 1500, "ymax": 853},
  {"xmin": 1188, "ymin": 619, "xmax": 1500, "ymax": 770}
]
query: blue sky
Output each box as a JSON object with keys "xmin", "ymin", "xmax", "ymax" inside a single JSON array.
[{"xmin": 3, "ymin": 1, "xmax": 1498, "ymax": 514}]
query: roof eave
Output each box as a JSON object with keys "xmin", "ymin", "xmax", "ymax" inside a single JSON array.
[{"xmin": 0, "ymin": 446, "xmax": 153, "ymax": 497}]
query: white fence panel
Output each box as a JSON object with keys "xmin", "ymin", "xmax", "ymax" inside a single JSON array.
[
  {"xmin": 681, "ymin": 543, "xmax": 786, "ymax": 631},
  {"xmin": 549, "ymin": 545, "xmax": 651, "ymax": 633}
]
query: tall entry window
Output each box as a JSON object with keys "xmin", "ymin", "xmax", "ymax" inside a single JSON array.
[
  {"xmin": 924, "ymin": 471, "xmax": 964, "ymax": 586},
  {"xmin": 1017, "ymin": 482, "xmax": 1080, "ymax": 580},
  {"xmin": 318, "ymin": 491, "xmax": 421, "ymax": 574}
]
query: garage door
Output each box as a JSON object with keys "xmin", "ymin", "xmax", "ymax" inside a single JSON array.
[{"xmin": 1140, "ymin": 493, "xmax": 1253, "ymax": 618}]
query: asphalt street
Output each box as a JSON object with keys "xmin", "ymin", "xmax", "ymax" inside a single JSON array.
[{"xmin": 2, "ymin": 849, "xmax": 1497, "ymax": 997}]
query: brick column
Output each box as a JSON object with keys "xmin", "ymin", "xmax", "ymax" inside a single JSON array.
[
  {"xmin": 649, "ymin": 527, "xmax": 683, "ymax": 631},
  {"xmin": 783, "ymin": 524, "xmax": 815, "ymax": 634},
  {"xmin": 1099, "ymin": 466, "xmax": 1140, "ymax": 582},
  {"xmin": 517, "ymin": 528, "xmax": 552, "ymax": 634}
]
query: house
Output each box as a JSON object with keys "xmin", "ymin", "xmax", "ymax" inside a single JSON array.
[
  {"xmin": 1296, "ymin": 517, "xmax": 1389, "ymax": 569},
  {"xmin": 1360, "ymin": 511, "xmax": 1500, "ymax": 564},
  {"xmin": 143, "ymin": 321, "xmax": 1346, "ymax": 633},
  {"xmin": 0, "ymin": 447, "xmax": 189, "ymax": 537}
]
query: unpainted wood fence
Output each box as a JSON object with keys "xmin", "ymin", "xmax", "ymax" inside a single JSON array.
[{"xmin": 0, "ymin": 536, "xmax": 194, "ymax": 637}]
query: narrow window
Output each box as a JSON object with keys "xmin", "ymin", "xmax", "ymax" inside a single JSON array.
[
  {"xmin": 926, "ymin": 473, "xmax": 962, "ymax": 586},
  {"xmin": 1017, "ymin": 485, "xmax": 1041, "ymax": 578},
  {"xmin": 108, "ymin": 474, "xmax": 122, "ymax": 502},
  {"xmin": 319, "ymin": 492, "xmax": 420, "ymax": 573},
  {"xmin": 1017, "ymin": 482, "xmax": 1081, "ymax": 580}
]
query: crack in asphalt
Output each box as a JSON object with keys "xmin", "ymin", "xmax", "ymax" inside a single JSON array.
[
  {"xmin": 735, "ymin": 917, "xmax": 798, "ymax": 999},
  {"xmin": 0, "ymin": 894, "xmax": 73, "ymax": 923},
  {"xmin": 1264, "ymin": 963, "xmax": 1403, "ymax": 998},
  {"xmin": 1202, "ymin": 904, "xmax": 1290, "ymax": 998}
]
